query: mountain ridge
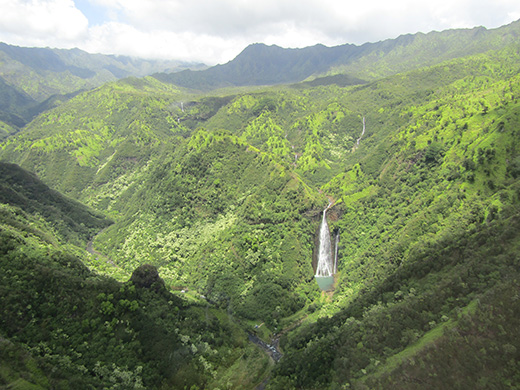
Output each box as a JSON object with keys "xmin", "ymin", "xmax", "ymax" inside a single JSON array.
[
  {"xmin": 0, "ymin": 42, "xmax": 206, "ymax": 100},
  {"xmin": 153, "ymin": 19, "xmax": 520, "ymax": 90},
  {"xmin": 0, "ymin": 42, "xmax": 206, "ymax": 129}
]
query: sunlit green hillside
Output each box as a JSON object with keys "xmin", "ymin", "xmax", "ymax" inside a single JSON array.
[
  {"xmin": 1, "ymin": 77, "xmax": 190, "ymax": 199},
  {"xmin": 269, "ymin": 46, "xmax": 520, "ymax": 389}
]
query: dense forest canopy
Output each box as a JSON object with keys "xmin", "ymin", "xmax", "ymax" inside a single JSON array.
[{"xmin": 1, "ymin": 20, "xmax": 520, "ymax": 389}]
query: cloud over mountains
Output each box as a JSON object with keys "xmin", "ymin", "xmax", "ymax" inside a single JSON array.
[{"xmin": 0, "ymin": 0, "xmax": 519, "ymax": 64}]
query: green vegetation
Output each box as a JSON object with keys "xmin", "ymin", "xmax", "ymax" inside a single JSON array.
[
  {"xmin": 0, "ymin": 167, "xmax": 269, "ymax": 389},
  {"xmin": 0, "ymin": 162, "xmax": 111, "ymax": 245},
  {"xmin": 1, "ymin": 22, "xmax": 520, "ymax": 389},
  {"xmin": 0, "ymin": 42, "xmax": 204, "ymax": 128},
  {"xmin": 92, "ymin": 130, "xmax": 323, "ymax": 327},
  {"xmin": 267, "ymin": 46, "xmax": 520, "ymax": 389},
  {"xmin": 0, "ymin": 42, "xmax": 101, "ymax": 101}
]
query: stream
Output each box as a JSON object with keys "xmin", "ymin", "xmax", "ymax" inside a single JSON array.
[
  {"xmin": 248, "ymin": 332, "xmax": 282, "ymax": 390},
  {"xmin": 86, "ymin": 228, "xmax": 117, "ymax": 267},
  {"xmin": 248, "ymin": 332, "xmax": 282, "ymax": 362}
]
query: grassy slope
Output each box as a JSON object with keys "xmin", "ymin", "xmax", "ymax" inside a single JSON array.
[
  {"xmin": 0, "ymin": 162, "xmax": 111, "ymax": 244},
  {"xmin": 0, "ymin": 77, "xmax": 190, "ymax": 200},
  {"xmin": 0, "ymin": 76, "xmax": 330, "ymax": 328}
]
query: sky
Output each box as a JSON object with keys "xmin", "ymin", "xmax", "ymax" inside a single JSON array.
[{"xmin": 0, "ymin": 0, "xmax": 519, "ymax": 65}]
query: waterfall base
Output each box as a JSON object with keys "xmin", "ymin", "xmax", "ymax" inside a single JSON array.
[{"xmin": 315, "ymin": 275, "xmax": 334, "ymax": 291}]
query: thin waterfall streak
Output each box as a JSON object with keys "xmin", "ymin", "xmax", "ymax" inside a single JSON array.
[
  {"xmin": 356, "ymin": 116, "xmax": 366, "ymax": 145},
  {"xmin": 334, "ymin": 231, "xmax": 339, "ymax": 274}
]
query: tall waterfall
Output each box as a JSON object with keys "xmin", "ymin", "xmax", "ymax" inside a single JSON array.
[{"xmin": 315, "ymin": 209, "xmax": 333, "ymax": 277}]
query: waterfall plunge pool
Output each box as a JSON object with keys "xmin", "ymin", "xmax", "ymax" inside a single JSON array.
[{"xmin": 315, "ymin": 275, "xmax": 334, "ymax": 291}]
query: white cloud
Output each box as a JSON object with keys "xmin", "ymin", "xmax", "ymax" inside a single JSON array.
[
  {"xmin": 0, "ymin": 0, "xmax": 519, "ymax": 64},
  {"xmin": 0, "ymin": 0, "xmax": 88, "ymax": 47},
  {"xmin": 84, "ymin": 22, "xmax": 246, "ymax": 64}
]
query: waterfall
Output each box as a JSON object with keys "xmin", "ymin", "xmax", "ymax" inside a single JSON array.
[
  {"xmin": 356, "ymin": 116, "xmax": 366, "ymax": 145},
  {"xmin": 333, "ymin": 230, "xmax": 340, "ymax": 274},
  {"xmin": 315, "ymin": 209, "xmax": 333, "ymax": 277},
  {"xmin": 352, "ymin": 116, "xmax": 366, "ymax": 153}
]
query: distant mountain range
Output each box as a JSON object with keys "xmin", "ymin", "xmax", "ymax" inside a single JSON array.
[
  {"xmin": 154, "ymin": 43, "xmax": 367, "ymax": 89},
  {"xmin": 1, "ymin": 19, "xmax": 519, "ymax": 129},
  {"xmin": 0, "ymin": 43, "xmax": 205, "ymax": 130},
  {"xmin": 154, "ymin": 19, "xmax": 520, "ymax": 90}
]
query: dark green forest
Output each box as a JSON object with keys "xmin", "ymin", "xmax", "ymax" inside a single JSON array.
[{"xmin": 1, "ymin": 20, "xmax": 520, "ymax": 389}]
